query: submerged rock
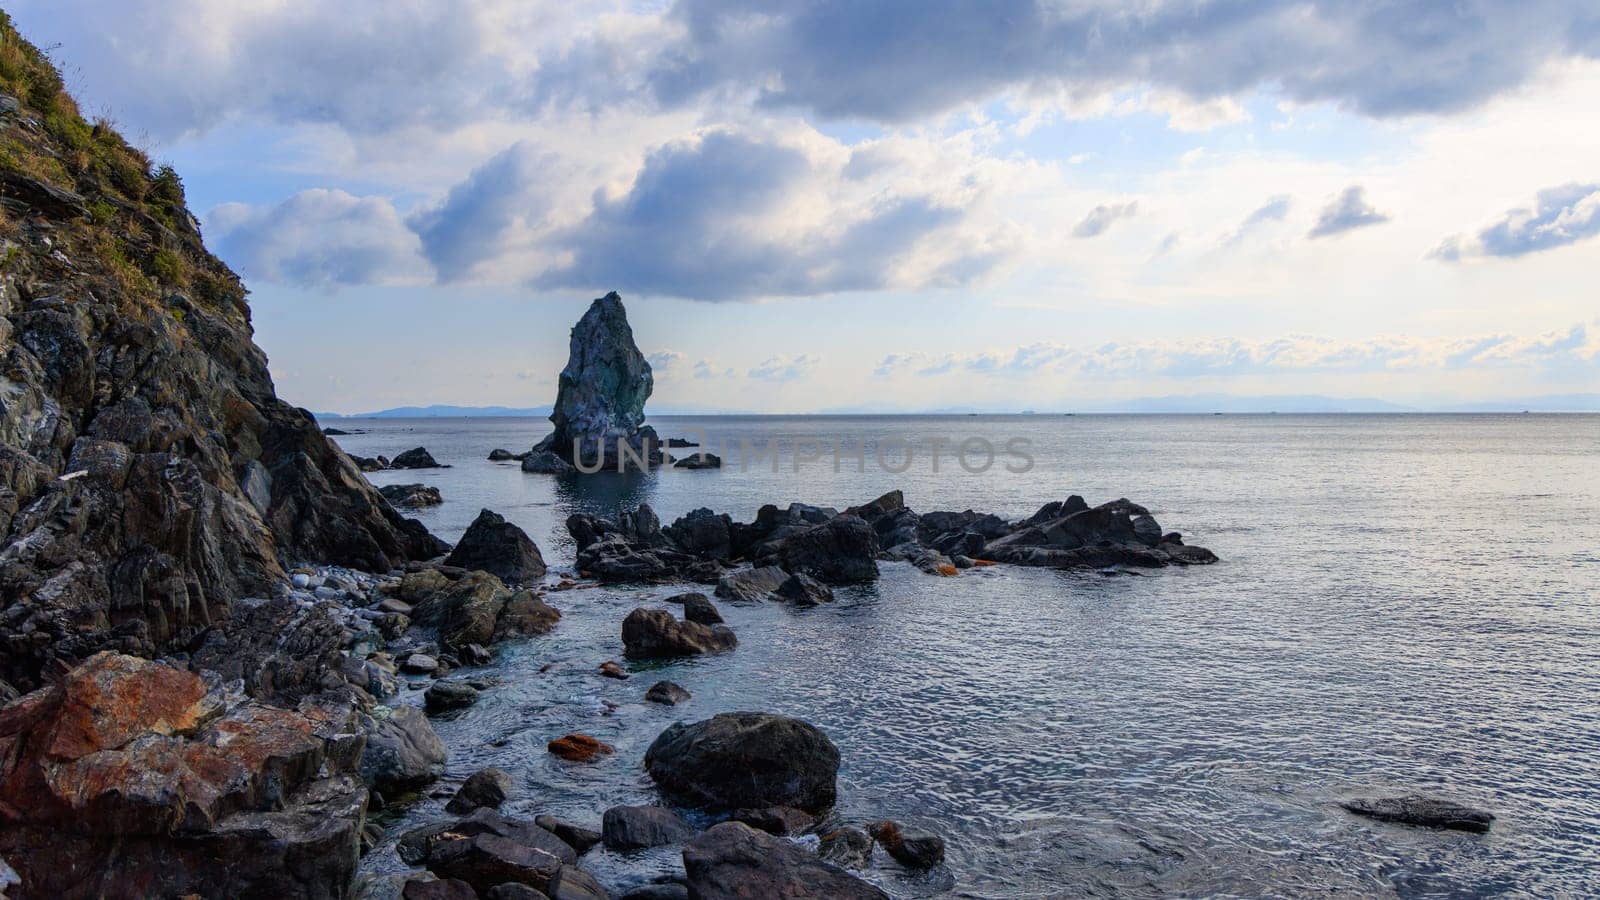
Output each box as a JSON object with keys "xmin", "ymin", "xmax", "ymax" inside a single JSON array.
[
  {"xmin": 443, "ymin": 509, "xmax": 548, "ymax": 585},
  {"xmin": 1341, "ymin": 796, "xmax": 1495, "ymax": 832},
  {"xmin": 644, "ymin": 712, "xmax": 840, "ymax": 813},
  {"xmin": 645, "ymin": 680, "xmax": 692, "ymax": 705},
  {"xmin": 869, "ymin": 820, "xmax": 945, "ymax": 869},
  {"xmin": 818, "ymin": 827, "xmax": 875, "ymax": 870},
  {"xmin": 534, "ymin": 292, "xmax": 658, "ymax": 469},
  {"xmin": 536, "ymin": 815, "xmax": 604, "ymax": 856},
  {"xmin": 425, "ymin": 680, "xmax": 481, "ymax": 713},
  {"xmin": 487, "ymin": 448, "xmax": 525, "ymax": 461},
  {"xmin": 622, "ymin": 608, "xmax": 737, "ymax": 658},
  {"xmin": 548, "ymin": 733, "xmax": 616, "ymax": 762},
  {"xmin": 683, "ymin": 822, "xmax": 889, "ymax": 899},
  {"xmin": 603, "ymin": 805, "xmax": 694, "ymax": 851},
  {"xmin": 673, "ymin": 452, "xmax": 722, "ymax": 469}
]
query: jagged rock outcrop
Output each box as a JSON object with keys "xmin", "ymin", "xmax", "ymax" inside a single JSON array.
[
  {"xmin": 0, "ymin": 652, "xmax": 368, "ymax": 899},
  {"xmin": 0, "ymin": 21, "xmax": 443, "ymax": 692},
  {"xmin": 532, "ymin": 292, "xmax": 660, "ymax": 470}
]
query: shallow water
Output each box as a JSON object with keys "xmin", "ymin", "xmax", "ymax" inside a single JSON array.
[{"xmin": 334, "ymin": 413, "xmax": 1600, "ymax": 897}]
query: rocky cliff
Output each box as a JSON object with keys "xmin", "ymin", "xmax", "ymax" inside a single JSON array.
[{"xmin": 0, "ymin": 14, "xmax": 443, "ymax": 693}]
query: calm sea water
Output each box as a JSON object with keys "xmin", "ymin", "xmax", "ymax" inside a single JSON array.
[{"xmin": 334, "ymin": 414, "xmax": 1600, "ymax": 898}]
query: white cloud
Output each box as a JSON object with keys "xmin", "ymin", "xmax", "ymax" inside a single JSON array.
[{"xmin": 208, "ymin": 189, "xmax": 430, "ymax": 289}]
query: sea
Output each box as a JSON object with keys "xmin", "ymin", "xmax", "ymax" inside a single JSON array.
[{"xmin": 331, "ymin": 413, "xmax": 1600, "ymax": 898}]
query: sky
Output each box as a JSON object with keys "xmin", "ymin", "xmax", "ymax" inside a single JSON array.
[{"xmin": 15, "ymin": 0, "xmax": 1600, "ymax": 413}]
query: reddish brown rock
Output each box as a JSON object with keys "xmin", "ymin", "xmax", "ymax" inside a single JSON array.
[
  {"xmin": 547, "ymin": 733, "xmax": 616, "ymax": 763},
  {"xmin": 0, "ymin": 652, "xmax": 367, "ymax": 898}
]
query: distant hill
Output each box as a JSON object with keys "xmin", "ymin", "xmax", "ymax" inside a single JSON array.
[
  {"xmin": 318, "ymin": 404, "xmax": 554, "ymax": 419},
  {"xmin": 1440, "ymin": 393, "xmax": 1600, "ymax": 412}
]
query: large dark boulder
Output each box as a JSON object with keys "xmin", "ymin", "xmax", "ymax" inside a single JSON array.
[
  {"xmin": 621, "ymin": 608, "xmax": 737, "ymax": 658},
  {"xmin": 602, "ymin": 805, "xmax": 694, "ymax": 850},
  {"xmin": 714, "ymin": 565, "xmax": 787, "ymax": 602},
  {"xmin": 644, "ymin": 713, "xmax": 839, "ymax": 813},
  {"xmin": 391, "ymin": 447, "xmax": 444, "ymax": 469},
  {"xmin": 664, "ymin": 507, "xmax": 733, "ymax": 558},
  {"xmin": 444, "ymin": 509, "xmax": 548, "ymax": 585},
  {"xmin": 381, "ymin": 483, "xmax": 444, "ymax": 508},
  {"xmin": 359, "ymin": 706, "xmax": 448, "ymax": 792},
  {"xmin": 776, "ymin": 515, "xmax": 879, "ymax": 584},
  {"xmin": 399, "ymin": 808, "xmax": 576, "ymax": 868},
  {"xmin": 682, "ymin": 822, "xmax": 889, "ymax": 899}
]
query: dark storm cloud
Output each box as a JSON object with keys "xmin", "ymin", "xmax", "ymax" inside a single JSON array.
[
  {"xmin": 1307, "ymin": 186, "xmax": 1390, "ymax": 239},
  {"xmin": 646, "ymin": 0, "xmax": 1600, "ymax": 123}
]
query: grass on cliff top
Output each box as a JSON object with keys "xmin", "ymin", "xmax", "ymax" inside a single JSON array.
[{"xmin": 0, "ymin": 11, "xmax": 243, "ymax": 310}]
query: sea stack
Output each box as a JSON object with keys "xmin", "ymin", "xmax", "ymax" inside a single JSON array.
[{"xmin": 532, "ymin": 291, "xmax": 662, "ymax": 470}]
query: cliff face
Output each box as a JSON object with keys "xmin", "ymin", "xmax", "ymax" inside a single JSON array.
[{"xmin": 0, "ymin": 15, "xmax": 443, "ymax": 692}]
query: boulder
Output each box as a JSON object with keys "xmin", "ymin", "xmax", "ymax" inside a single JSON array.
[
  {"xmin": 547, "ymin": 865, "xmax": 608, "ymax": 900},
  {"xmin": 391, "ymin": 447, "xmax": 445, "ymax": 469},
  {"xmin": 522, "ymin": 451, "xmax": 577, "ymax": 474},
  {"xmin": 664, "ymin": 508, "xmax": 733, "ymax": 558},
  {"xmin": 714, "ymin": 566, "xmax": 788, "ymax": 602},
  {"xmin": 487, "ymin": 885, "xmax": 549, "ymax": 900},
  {"xmin": 399, "ymin": 808, "xmax": 576, "ymax": 869},
  {"xmin": 381, "ymin": 483, "xmax": 444, "ymax": 508},
  {"xmin": 682, "ymin": 822, "xmax": 889, "ymax": 899},
  {"xmin": 681, "ymin": 594, "xmax": 724, "ymax": 625},
  {"xmin": 673, "ymin": 453, "xmax": 722, "ymax": 470},
  {"xmin": 644, "ymin": 713, "xmax": 839, "ymax": 813},
  {"xmin": 403, "ymin": 878, "xmax": 478, "ymax": 900},
  {"xmin": 0, "ymin": 653, "xmax": 368, "ymax": 897},
  {"xmin": 770, "ymin": 573, "xmax": 833, "ymax": 606},
  {"xmin": 1340, "ymin": 796, "xmax": 1494, "ymax": 832},
  {"xmin": 360, "ymin": 705, "xmax": 448, "ymax": 792},
  {"xmin": 622, "ymin": 608, "xmax": 737, "ymax": 659},
  {"xmin": 618, "ymin": 886, "xmax": 689, "ymax": 900},
  {"xmin": 536, "ymin": 815, "xmax": 603, "ymax": 855},
  {"xmin": 730, "ymin": 806, "xmax": 816, "ymax": 836},
  {"xmin": 534, "ymin": 293, "xmax": 656, "ymax": 468},
  {"xmin": 427, "ymin": 832, "xmax": 563, "ymax": 895},
  {"xmin": 598, "ymin": 661, "xmax": 630, "ymax": 680},
  {"xmin": 447, "ymin": 768, "xmax": 515, "ymax": 814},
  {"xmin": 548, "ymin": 733, "xmax": 616, "ymax": 762},
  {"xmin": 775, "ymin": 515, "xmax": 879, "ymax": 584},
  {"xmin": 425, "ymin": 681, "xmax": 481, "ymax": 713},
  {"xmin": 444, "ymin": 509, "xmax": 548, "ymax": 585},
  {"xmin": 494, "ymin": 590, "xmax": 562, "ymax": 640},
  {"xmin": 868, "ymin": 820, "xmax": 945, "ymax": 869},
  {"xmin": 645, "ymin": 680, "xmax": 691, "ymax": 705},
  {"xmin": 487, "ymin": 448, "xmax": 523, "ymax": 461},
  {"xmin": 602, "ymin": 805, "xmax": 694, "ymax": 850}
]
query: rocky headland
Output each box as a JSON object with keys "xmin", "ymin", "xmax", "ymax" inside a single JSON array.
[{"xmin": 0, "ymin": 15, "xmax": 1490, "ymax": 899}]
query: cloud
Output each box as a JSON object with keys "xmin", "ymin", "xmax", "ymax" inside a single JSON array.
[
  {"xmin": 530, "ymin": 129, "xmax": 1011, "ymax": 300},
  {"xmin": 1308, "ymin": 186, "xmax": 1391, "ymax": 239},
  {"xmin": 1223, "ymin": 195, "xmax": 1292, "ymax": 246},
  {"xmin": 1072, "ymin": 201, "xmax": 1139, "ymax": 238},
  {"xmin": 748, "ymin": 354, "xmax": 820, "ymax": 382},
  {"xmin": 872, "ymin": 324, "xmax": 1599, "ymax": 380},
  {"xmin": 207, "ymin": 189, "xmax": 430, "ymax": 289},
  {"xmin": 646, "ymin": 0, "xmax": 1600, "ymax": 123},
  {"xmin": 1433, "ymin": 182, "xmax": 1600, "ymax": 260},
  {"xmin": 409, "ymin": 142, "xmax": 559, "ymax": 281}
]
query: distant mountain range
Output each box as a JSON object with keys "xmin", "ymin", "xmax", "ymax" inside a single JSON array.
[
  {"xmin": 316, "ymin": 404, "xmax": 553, "ymax": 419},
  {"xmin": 314, "ymin": 393, "xmax": 1600, "ymax": 419}
]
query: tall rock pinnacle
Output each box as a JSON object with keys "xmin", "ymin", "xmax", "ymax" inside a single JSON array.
[{"xmin": 535, "ymin": 292, "xmax": 658, "ymax": 468}]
